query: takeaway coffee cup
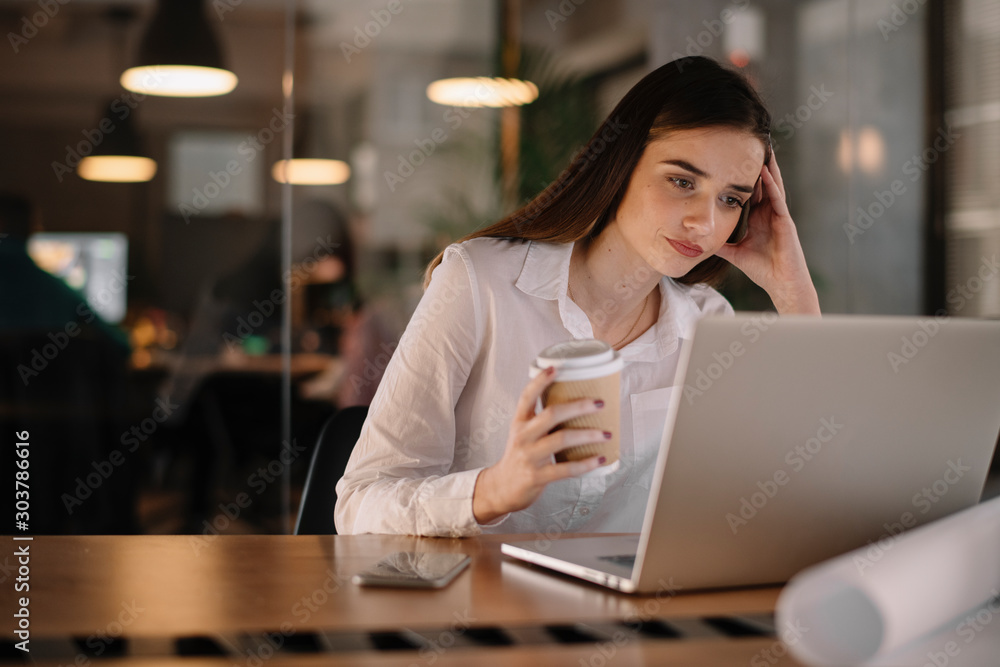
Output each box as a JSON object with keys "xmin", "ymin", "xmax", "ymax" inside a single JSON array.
[{"xmin": 529, "ymin": 339, "xmax": 623, "ymax": 475}]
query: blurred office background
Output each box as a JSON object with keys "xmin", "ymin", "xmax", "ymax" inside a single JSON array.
[{"xmin": 0, "ymin": 0, "xmax": 996, "ymax": 535}]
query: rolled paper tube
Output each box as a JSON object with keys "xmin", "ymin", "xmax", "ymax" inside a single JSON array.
[{"xmin": 777, "ymin": 494, "xmax": 1000, "ymax": 665}]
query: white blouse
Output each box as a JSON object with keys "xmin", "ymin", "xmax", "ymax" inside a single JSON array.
[{"xmin": 334, "ymin": 237, "xmax": 733, "ymax": 537}]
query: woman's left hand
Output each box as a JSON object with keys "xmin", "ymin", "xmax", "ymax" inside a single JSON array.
[{"xmin": 714, "ymin": 153, "xmax": 821, "ymax": 315}]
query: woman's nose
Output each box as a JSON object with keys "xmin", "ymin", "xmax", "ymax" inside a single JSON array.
[{"xmin": 682, "ymin": 195, "xmax": 716, "ymax": 235}]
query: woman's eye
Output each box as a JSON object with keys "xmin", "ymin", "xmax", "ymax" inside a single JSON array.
[
  {"xmin": 723, "ymin": 196, "xmax": 743, "ymax": 208},
  {"xmin": 669, "ymin": 177, "xmax": 693, "ymax": 190}
]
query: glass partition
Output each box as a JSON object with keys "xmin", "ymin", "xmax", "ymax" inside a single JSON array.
[{"xmin": 0, "ymin": 0, "xmax": 959, "ymax": 536}]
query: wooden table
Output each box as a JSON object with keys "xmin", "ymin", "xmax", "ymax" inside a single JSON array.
[{"xmin": 3, "ymin": 534, "xmax": 805, "ymax": 665}]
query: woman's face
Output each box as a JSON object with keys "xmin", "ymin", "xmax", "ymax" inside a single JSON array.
[{"xmin": 611, "ymin": 127, "xmax": 766, "ymax": 278}]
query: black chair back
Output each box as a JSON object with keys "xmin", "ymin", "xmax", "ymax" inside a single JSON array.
[
  {"xmin": 0, "ymin": 330, "xmax": 134, "ymax": 533},
  {"xmin": 294, "ymin": 405, "xmax": 369, "ymax": 535}
]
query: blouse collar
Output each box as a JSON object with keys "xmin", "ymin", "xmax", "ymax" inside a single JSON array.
[{"xmin": 514, "ymin": 240, "xmax": 703, "ymax": 362}]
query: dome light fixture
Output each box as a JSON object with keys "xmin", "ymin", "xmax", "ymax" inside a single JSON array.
[
  {"xmin": 78, "ymin": 101, "xmax": 157, "ymax": 183},
  {"xmin": 79, "ymin": 156, "xmax": 157, "ymax": 183},
  {"xmin": 271, "ymin": 159, "xmax": 351, "ymax": 186},
  {"xmin": 426, "ymin": 77, "xmax": 538, "ymax": 108},
  {"xmin": 121, "ymin": 0, "xmax": 237, "ymax": 98}
]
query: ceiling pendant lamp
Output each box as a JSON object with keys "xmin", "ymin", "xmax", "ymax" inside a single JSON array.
[
  {"xmin": 426, "ymin": 0, "xmax": 536, "ymax": 109},
  {"xmin": 271, "ymin": 111, "xmax": 350, "ymax": 186},
  {"xmin": 426, "ymin": 77, "xmax": 538, "ymax": 108},
  {"xmin": 77, "ymin": 101, "xmax": 157, "ymax": 183},
  {"xmin": 271, "ymin": 159, "xmax": 350, "ymax": 186},
  {"xmin": 120, "ymin": 0, "xmax": 237, "ymax": 98}
]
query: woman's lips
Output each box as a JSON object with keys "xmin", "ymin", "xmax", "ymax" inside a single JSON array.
[{"xmin": 667, "ymin": 238, "xmax": 703, "ymax": 258}]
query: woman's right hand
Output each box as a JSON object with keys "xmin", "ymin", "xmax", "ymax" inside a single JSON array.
[{"xmin": 472, "ymin": 365, "xmax": 608, "ymax": 524}]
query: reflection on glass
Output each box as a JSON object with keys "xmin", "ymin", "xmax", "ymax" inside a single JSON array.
[
  {"xmin": 120, "ymin": 65, "xmax": 238, "ymax": 98},
  {"xmin": 427, "ymin": 77, "xmax": 539, "ymax": 108},
  {"xmin": 272, "ymin": 159, "xmax": 351, "ymax": 186},
  {"xmin": 78, "ymin": 155, "xmax": 157, "ymax": 183},
  {"xmin": 857, "ymin": 126, "xmax": 886, "ymax": 176}
]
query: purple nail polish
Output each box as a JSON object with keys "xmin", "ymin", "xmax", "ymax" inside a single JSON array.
[
  {"xmin": 594, "ymin": 399, "xmax": 605, "ymax": 408},
  {"xmin": 598, "ymin": 456, "xmax": 607, "ymax": 464},
  {"xmin": 603, "ymin": 431, "xmax": 612, "ymax": 440}
]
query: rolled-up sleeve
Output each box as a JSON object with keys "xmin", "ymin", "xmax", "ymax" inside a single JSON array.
[{"xmin": 334, "ymin": 245, "xmax": 487, "ymax": 537}]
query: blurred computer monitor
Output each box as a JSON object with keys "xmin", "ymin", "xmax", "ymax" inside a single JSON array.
[{"xmin": 27, "ymin": 232, "xmax": 129, "ymax": 324}]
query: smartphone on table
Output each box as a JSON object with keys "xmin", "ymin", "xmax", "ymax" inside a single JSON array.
[{"xmin": 352, "ymin": 552, "xmax": 471, "ymax": 589}]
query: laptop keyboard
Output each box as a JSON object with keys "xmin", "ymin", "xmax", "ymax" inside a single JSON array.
[{"xmin": 598, "ymin": 554, "xmax": 636, "ymax": 568}]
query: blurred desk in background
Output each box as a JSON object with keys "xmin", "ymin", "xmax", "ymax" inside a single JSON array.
[
  {"xmin": 124, "ymin": 353, "xmax": 339, "ymax": 532},
  {"xmin": 132, "ymin": 350, "xmax": 338, "ymax": 377}
]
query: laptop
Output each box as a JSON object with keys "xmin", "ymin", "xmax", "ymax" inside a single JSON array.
[{"xmin": 501, "ymin": 314, "xmax": 1000, "ymax": 593}]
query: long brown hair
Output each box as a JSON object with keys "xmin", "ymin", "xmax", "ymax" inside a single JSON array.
[{"xmin": 423, "ymin": 56, "xmax": 772, "ymax": 289}]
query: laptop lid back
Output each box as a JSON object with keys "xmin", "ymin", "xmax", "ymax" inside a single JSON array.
[{"xmin": 633, "ymin": 315, "xmax": 1000, "ymax": 592}]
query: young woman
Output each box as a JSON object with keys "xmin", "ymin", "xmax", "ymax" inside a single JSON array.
[{"xmin": 335, "ymin": 56, "xmax": 820, "ymax": 537}]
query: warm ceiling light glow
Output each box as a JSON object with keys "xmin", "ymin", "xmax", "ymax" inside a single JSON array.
[
  {"xmin": 837, "ymin": 129, "xmax": 853, "ymax": 175},
  {"xmin": 857, "ymin": 126, "xmax": 886, "ymax": 175},
  {"xmin": 427, "ymin": 77, "xmax": 539, "ymax": 108},
  {"xmin": 728, "ymin": 49, "xmax": 751, "ymax": 68},
  {"xmin": 78, "ymin": 156, "xmax": 157, "ymax": 183},
  {"xmin": 271, "ymin": 159, "xmax": 350, "ymax": 186},
  {"xmin": 120, "ymin": 65, "xmax": 238, "ymax": 97}
]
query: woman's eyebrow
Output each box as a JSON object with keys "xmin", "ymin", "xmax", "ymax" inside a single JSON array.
[{"xmin": 660, "ymin": 159, "xmax": 754, "ymax": 194}]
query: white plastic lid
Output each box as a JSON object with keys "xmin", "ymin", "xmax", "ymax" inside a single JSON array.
[
  {"xmin": 535, "ymin": 339, "xmax": 614, "ymax": 368},
  {"xmin": 529, "ymin": 339, "xmax": 623, "ymax": 381}
]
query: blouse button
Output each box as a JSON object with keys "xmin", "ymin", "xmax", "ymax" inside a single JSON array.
[{"xmin": 580, "ymin": 507, "xmax": 590, "ymax": 516}]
